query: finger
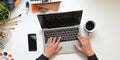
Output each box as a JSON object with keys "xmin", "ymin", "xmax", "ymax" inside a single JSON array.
[
  {"xmin": 55, "ymin": 37, "xmax": 61, "ymax": 46},
  {"xmin": 86, "ymin": 38, "xmax": 90, "ymax": 42},
  {"xmin": 47, "ymin": 37, "xmax": 53, "ymax": 44},
  {"xmin": 77, "ymin": 33, "xmax": 83, "ymax": 39},
  {"xmin": 77, "ymin": 35, "xmax": 83, "ymax": 43},
  {"xmin": 74, "ymin": 44, "xmax": 82, "ymax": 52},
  {"xmin": 56, "ymin": 46, "xmax": 62, "ymax": 53},
  {"xmin": 52, "ymin": 37, "xmax": 56, "ymax": 44}
]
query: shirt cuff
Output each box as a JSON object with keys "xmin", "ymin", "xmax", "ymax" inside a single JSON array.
[
  {"xmin": 36, "ymin": 54, "xmax": 49, "ymax": 60},
  {"xmin": 88, "ymin": 54, "xmax": 98, "ymax": 60}
]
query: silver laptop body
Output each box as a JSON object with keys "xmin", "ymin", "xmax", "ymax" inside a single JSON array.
[{"xmin": 37, "ymin": 10, "xmax": 83, "ymax": 54}]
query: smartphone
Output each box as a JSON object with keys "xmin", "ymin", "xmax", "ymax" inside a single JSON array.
[{"xmin": 28, "ymin": 34, "xmax": 37, "ymax": 51}]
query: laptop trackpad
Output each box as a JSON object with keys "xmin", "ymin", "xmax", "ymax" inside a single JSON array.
[{"xmin": 58, "ymin": 40, "xmax": 80, "ymax": 54}]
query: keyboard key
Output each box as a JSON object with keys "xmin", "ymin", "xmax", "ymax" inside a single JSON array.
[{"xmin": 44, "ymin": 27, "xmax": 79, "ymax": 43}]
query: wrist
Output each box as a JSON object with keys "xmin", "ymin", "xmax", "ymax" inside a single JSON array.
[
  {"xmin": 43, "ymin": 53, "xmax": 51, "ymax": 58},
  {"xmin": 39, "ymin": 54, "xmax": 49, "ymax": 59},
  {"xmin": 88, "ymin": 54, "xmax": 98, "ymax": 60},
  {"xmin": 86, "ymin": 50, "xmax": 94, "ymax": 56}
]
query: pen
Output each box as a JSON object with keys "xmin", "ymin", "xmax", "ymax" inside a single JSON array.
[
  {"xmin": 6, "ymin": 20, "xmax": 21, "ymax": 25},
  {"xmin": 10, "ymin": 14, "xmax": 22, "ymax": 21},
  {"xmin": 0, "ymin": 27, "xmax": 15, "ymax": 31},
  {"xmin": 4, "ymin": 23, "xmax": 18, "ymax": 27},
  {"xmin": 26, "ymin": 1, "xmax": 29, "ymax": 14}
]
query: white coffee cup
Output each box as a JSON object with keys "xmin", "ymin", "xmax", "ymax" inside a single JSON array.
[{"xmin": 84, "ymin": 21, "xmax": 96, "ymax": 34}]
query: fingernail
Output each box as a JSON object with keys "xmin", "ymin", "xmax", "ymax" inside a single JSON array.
[
  {"xmin": 60, "ymin": 46, "xmax": 62, "ymax": 48},
  {"xmin": 50, "ymin": 37, "xmax": 53, "ymax": 39},
  {"xmin": 54, "ymin": 37, "xmax": 56, "ymax": 39},
  {"xmin": 58, "ymin": 37, "xmax": 61, "ymax": 39}
]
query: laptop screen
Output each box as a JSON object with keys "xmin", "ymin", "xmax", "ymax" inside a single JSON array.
[{"xmin": 37, "ymin": 10, "xmax": 83, "ymax": 28}]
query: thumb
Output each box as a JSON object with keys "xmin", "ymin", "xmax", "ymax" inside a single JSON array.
[
  {"xmin": 56, "ymin": 46, "xmax": 62, "ymax": 53},
  {"xmin": 74, "ymin": 44, "xmax": 82, "ymax": 52}
]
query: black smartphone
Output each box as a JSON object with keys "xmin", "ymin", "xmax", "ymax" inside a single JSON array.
[{"xmin": 28, "ymin": 34, "xmax": 37, "ymax": 51}]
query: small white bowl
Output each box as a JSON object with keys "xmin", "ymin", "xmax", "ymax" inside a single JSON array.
[{"xmin": 0, "ymin": 31, "xmax": 11, "ymax": 47}]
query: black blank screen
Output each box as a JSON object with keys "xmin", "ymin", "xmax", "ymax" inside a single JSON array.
[
  {"xmin": 28, "ymin": 34, "xmax": 37, "ymax": 51},
  {"xmin": 37, "ymin": 10, "xmax": 83, "ymax": 28}
]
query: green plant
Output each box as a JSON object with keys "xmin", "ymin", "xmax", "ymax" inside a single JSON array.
[{"xmin": 0, "ymin": 5, "xmax": 10, "ymax": 25}]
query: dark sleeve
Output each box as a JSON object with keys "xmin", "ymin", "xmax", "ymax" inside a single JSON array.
[
  {"xmin": 36, "ymin": 54, "xmax": 49, "ymax": 60},
  {"xmin": 88, "ymin": 54, "xmax": 98, "ymax": 60}
]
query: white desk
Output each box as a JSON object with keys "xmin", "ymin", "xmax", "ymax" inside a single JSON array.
[{"xmin": 1, "ymin": 0, "xmax": 120, "ymax": 60}]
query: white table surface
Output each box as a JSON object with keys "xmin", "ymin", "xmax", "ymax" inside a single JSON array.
[{"xmin": 1, "ymin": 0, "xmax": 120, "ymax": 60}]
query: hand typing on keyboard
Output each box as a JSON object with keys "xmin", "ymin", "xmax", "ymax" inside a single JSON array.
[
  {"xmin": 74, "ymin": 33, "xmax": 94, "ymax": 56},
  {"xmin": 37, "ymin": 33, "xmax": 98, "ymax": 60},
  {"xmin": 43, "ymin": 37, "xmax": 62, "ymax": 58}
]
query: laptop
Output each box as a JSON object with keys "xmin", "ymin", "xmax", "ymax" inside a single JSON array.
[{"xmin": 37, "ymin": 10, "xmax": 83, "ymax": 54}]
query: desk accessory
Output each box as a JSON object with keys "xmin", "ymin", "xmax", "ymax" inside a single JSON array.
[
  {"xmin": 0, "ymin": 31, "xmax": 11, "ymax": 49},
  {"xmin": 26, "ymin": 1, "xmax": 29, "ymax": 14},
  {"xmin": 42, "ymin": 0, "xmax": 48, "ymax": 3},
  {"xmin": 28, "ymin": 34, "xmax": 37, "ymax": 51},
  {"xmin": 7, "ymin": 0, "xmax": 20, "ymax": 12},
  {"xmin": 84, "ymin": 20, "xmax": 96, "ymax": 35},
  {"xmin": 5, "ymin": 0, "xmax": 15, "ymax": 10},
  {"xmin": 0, "ymin": 52, "xmax": 14, "ymax": 60},
  {"xmin": 4, "ymin": 0, "xmax": 20, "ymax": 11},
  {"xmin": 9, "ymin": 14, "xmax": 21, "ymax": 21},
  {"xmin": 0, "ymin": 14, "xmax": 22, "ymax": 31},
  {"xmin": 0, "ymin": 4, "xmax": 10, "ymax": 25},
  {"xmin": 31, "ymin": 1, "xmax": 61, "ymax": 13}
]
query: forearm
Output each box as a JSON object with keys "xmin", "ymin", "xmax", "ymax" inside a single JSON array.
[
  {"xmin": 36, "ymin": 54, "xmax": 49, "ymax": 60},
  {"xmin": 36, "ymin": 53, "xmax": 98, "ymax": 60},
  {"xmin": 88, "ymin": 54, "xmax": 98, "ymax": 60}
]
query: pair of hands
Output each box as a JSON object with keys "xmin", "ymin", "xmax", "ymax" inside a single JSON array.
[{"xmin": 43, "ymin": 33, "xmax": 94, "ymax": 58}]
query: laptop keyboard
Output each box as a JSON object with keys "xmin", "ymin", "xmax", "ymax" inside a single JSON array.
[{"xmin": 44, "ymin": 27, "xmax": 79, "ymax": 43}]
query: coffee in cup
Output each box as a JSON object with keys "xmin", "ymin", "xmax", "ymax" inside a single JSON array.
[{"xmin": 84, "ymin": 21, "xmax": 95, "ymax": 34}]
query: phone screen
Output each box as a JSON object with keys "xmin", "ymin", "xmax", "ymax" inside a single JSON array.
[{"xmin": 28, "ymin": 34, "xmax": 37, "ymax": 51}]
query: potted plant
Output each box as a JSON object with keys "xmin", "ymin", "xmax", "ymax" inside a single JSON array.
[
  {"xmin": 0, "ymin": 4, "xmax": 21, "ymax": 30},
  {"xmin": 0, "ymin": 4, "xmax": 10, "ymax": 48},
  {"xmin": 0, "ymin": 4, "xmax": 10, "ymax": 25}
]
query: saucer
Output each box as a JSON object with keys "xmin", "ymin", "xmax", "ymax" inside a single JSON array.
[{"xmin": 0, "ymin": 31, "xmax": 11, "ymax": 48}]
